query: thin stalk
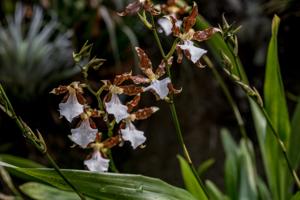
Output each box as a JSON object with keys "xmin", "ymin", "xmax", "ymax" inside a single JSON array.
[
  {"xmin": 46, "ymin": 153, "xmax": 86, "ymax": 199},
  {"xmin": 203, "ymin": 56, "xmax": 247, "ymax": 140},
  {"xmin": 149, "ymin": 15, "xmax": 209, "ymax": 197},
  {"xmin": 225, "ymin": 41, "xmax": 243, "ymax": 79}
]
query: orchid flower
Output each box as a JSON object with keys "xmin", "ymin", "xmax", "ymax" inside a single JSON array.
[
  {"xmin": 120, "ymin": 121, "xmax": 146, "ymax": 149},
  {"xmin": 51, "ymin": 82, "xmax": 85, "ymax": 122},
  {"xmin": 120, "ymin": 101, "xmax": 159, "ymax": 149},
  {"xmin": 105, "ymin": 93, "xmax": 129, "ymax": 123},
  {"xmin": 118, "ymin": 0, "xmax": 160, "ymax": 16},
  {"xmin": 158, "ymin": 15, "xmax": 182, "ymax": 36},
  {"xmin": 132, "ymin": 47, "xmax": 174, "ymax": 99},
  {"xmin": 103, "ymin": 73, "xmax": 143, "ymax": 123},
  {"xmin": 84, "ymin": 151, "xmax": 110, "ymax": 172},
  {"xmin": 167, "ymin": 3, "xmax": 219, "ymax": 66}
]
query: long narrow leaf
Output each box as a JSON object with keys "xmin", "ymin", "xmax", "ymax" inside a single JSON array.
[
  {"xmin": 288, "ymin": 100, "xmax": 300, "ymax": 169},
  {"xmin": 178, "ymin": 155, "xmax": 208, "ymax": 200},
  {"xmin": 20, "ymin": 182, "xmax": 93, "ymax": 200},
  {"xmin": 0, "ymin": 161, "xmax": 196, "ymax": 200},
  {"xmin": 263, "ymin": 15, "xmax": 291, "ymax": 200}
]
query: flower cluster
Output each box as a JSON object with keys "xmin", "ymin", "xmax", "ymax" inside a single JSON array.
[
  {"xmin": 119, "ymin": 1, "xmax": 219, "ymax": 67},
  {"xmin": 51, "ymin": 0, "xmax": 218, "ymax": 173},
  {"xmin": 51, "ymin": 45, "xmax": 177, "ymax": 172}
]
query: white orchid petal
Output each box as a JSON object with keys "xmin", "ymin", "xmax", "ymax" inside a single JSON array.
[
  {"xmin": 178, "ymin": 40, "xmax": 207, "ymax": 63},
  {"xmin": 105, "ymin": 94, "xmax": 129, "ymax": 123},
  {"xmin": 121, "ymin": 122, "xmax": 146, "ymax": 149},
  {"xmin": 158, "ymin": 17, "xmax": 173, "ymax": 36},
  {"xmin": 84, "ymin": 151, "xmax": 110, "ymax": 172},
  {"xmin": 158, "ymin": 16, "xmax": 182, "ymax": 36},
  {"xmin": 59, "ymin": 92, "xmax": 84, "ymax": 122},
  {"xmin": 144, "ymin": 78, "xmax": 171, "ymax": 99},
  {"xmin": 69, "ymin": 119, "xmax": 97, "ymax": 148}
]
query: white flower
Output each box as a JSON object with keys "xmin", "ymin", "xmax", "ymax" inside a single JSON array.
[
  {"xmin": 158, "ymin": 16, "xmax": 182, "ymax": 36},
  {"xmin": 59, "ymin": 92, "xmax": 84, "ymax": 122},
  {"xmin": 144, "ymin": 77, "xmax": 171, "ymax": 99},
  {"xmin": 84, "ymin": 151, "xmax": 110, "ymax": 172},
  {"xmin": 105, "ymin": 94, "xmax": 129, "ymax": 123},
  {"xmin": 69, "ymin": 119, "xmax": 98, "ymax": 148},
  {"xmin": 178, "ymin": 40, "xmax": 207, "ymax": 63},
  {"xmin": 121, "ymin": 122, "xmax": 146, "ymax": 149}
]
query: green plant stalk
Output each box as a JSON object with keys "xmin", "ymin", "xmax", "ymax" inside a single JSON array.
[
  {"xmin": 0, "ymin": 84, "xmax": 86, "ymax": 200},
  {"xmin": 149, "ymin": 15, "xmax": 208, "ymax": 197},
  {"xmin": 45, "ymin": 153, "xmax": 87, "ymax": 199},
  {"xmin": 203, "ymin": 56, "xmax": 247, "ymax": 139}
]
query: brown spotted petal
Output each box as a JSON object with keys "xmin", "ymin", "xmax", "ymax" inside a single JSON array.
[
  {"xmin": 117, "ymin": 1, "xmax": 143, "ymax": 16},
  {"xmin": 144, "ymin": 1, "xmax": 161, "ymax": 15},
  {"xmin": 176, "ymin": 45, "xmax": 184, "ymax": 63},
  {"xmin": 113, "ymin": 72, "xmax": 133, "ymax": 85},
  {"xmin": 135, "ymin": 47, "xmax": 155, "ymax": 79},
  {"xmin": 50, "ymin": 85, "xmax": 68, "ymax": 95},
  {"xmin": 132, "ymin": 107, "xmax": 159, "ymax": 120},
  {"xmin": 130, "ymin": 75, "xmax": 151, "ymax": 84},
  {"xmin": 126, "ymin": 94, "xmax": 141, "ymax": 112},
  {"xmin": 119, "ymin": 85, "xmax": 143, "ymax": 95},
  {"xmin": 168, "ymin": 83, "xmax": 182, "ymax": 95},
  {"xmin": 183, "ymin": 2, "xmax": 198, "ymax": 32},
  {"xmin": 170, "ymin": 16, "xmax": 181, "ymax": 37},
  {"xmin": 192, "ymin": 27, "xmax": 220, "ymax": 42},
  {"xmin": 155, "ymin": 56, "xmax": 173, "ymax": 78}
]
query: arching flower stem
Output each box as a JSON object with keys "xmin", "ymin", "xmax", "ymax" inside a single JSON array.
[{"xmin": 148, "ymin": 14, "xmax": 208, "ymax": 197}]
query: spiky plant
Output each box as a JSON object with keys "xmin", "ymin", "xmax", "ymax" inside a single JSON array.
[{"xmin": 0, "ymin": 3, "xmax": 79, "ymax": 99}]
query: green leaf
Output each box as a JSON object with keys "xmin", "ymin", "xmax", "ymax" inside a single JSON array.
[
  {"xmin": 264, "ymin": 14, "xmax": 290, "ymax": 142},
  {"xmin": 288, "ymin": 100, "xmax": 300, "ymax": 169},
  {"xmin": 0, "ymin": 154, "xmax": 45, "ymax": 182},
  {"xmin": 197, "ymin": 158, "xmax": 215, "ymax": 177},
  {"xmin": 177, "ymin": 155, "xmax": 208, "ymax": 200},
  {"xmin": 238, "ymin": 140, "xmax": 258, "ymax": 200},
  {"xmin": 20, "ymin": 182, "xmax": 93, "ymax": 200},
  {"xmin": 221, "ymin": 129, "xmax": 238, "ymax": 200},
  {"xmin": 0, "ymin": 161, "xmax": 196, "ymax": 200},
  {"xmin": 291, "ymin": 192, "xmax": 300, "ymax": 200},
  {"xmin": 205, "ymin": 180, "xmax": 229, "ymax": 200},
  {"xmin": 0, "ymin": 154, "xmax": 45, "ymax": 168},
  {"xmin": 257, "ymin": 177, "xmax": 272, "ymax": 200},
  {"xmin": 263, "ymin": 15, "xmax": 291, "ymax": 200}
]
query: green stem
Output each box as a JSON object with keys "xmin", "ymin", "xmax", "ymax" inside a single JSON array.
[
  {"xmin": 150, "ymin": 15, "xmax": 166, "ymax": 58},
  {"xmin": 149, "ymin": 14, "xmax": 209, "ymax": 197},
  {"xmin": 107, "ymin": 119, "xmax": 119, "ymax": 173},
  {"xmin": 203, "ymin": 56, "xmax": 247, "ymax": 140},
  {"xmin": 46, "ymin": 153, "xmax": 86, "ymax": 199}
]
